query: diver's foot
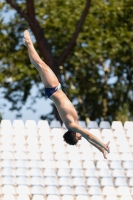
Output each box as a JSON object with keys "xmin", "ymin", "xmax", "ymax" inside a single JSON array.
[{"xmin": 23, "ymin": 30, "xmax": 32, "ymax": 47}]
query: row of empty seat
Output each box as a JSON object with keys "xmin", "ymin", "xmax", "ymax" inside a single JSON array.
[
  {"xmin": 0, "ymin": 120, "xmax": 133, "ymax": 200},
  {"xmin": 1, "ymin": 119, "xmax": 133, "ymax": 129}
]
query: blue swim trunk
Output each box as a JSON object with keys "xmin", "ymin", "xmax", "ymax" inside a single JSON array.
[{"xmin": 44, "ymin": 83, "xmax": 62, "ymax": 98}]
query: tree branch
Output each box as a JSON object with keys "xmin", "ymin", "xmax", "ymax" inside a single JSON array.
[
  {"xmin": 26, "ymin": 0, "xmax": 35, "ymax": 18},
  {"xmin": 6, "ymin": 0, "xmax": 35, "ymax": 27},
  {"xmin": 58, "ymin": 0, "xmax": 91, "ymax": 66},
  {"xmin": 5, "ymin": 0, "xmax": 61, "ymax": 81}
]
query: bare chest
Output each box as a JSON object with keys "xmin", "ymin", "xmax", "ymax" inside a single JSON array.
[{"xmin": 51, "ymin": 90, "xmax": 78, "ymax": 123}]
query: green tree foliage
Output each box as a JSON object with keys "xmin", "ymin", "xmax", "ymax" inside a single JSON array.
[{"xmin": 0, "ymin": 0, "xmax": 133, "ymax": 122}]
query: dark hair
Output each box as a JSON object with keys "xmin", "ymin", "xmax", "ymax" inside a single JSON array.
[{"xmin": 63, "ymin": 130, "xmax": 77, "ymax": 145}]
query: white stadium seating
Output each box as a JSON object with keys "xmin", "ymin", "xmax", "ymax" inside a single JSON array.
[{"xmin": 0, "ymin": 119, "xmax": 133, "ymax": 199}]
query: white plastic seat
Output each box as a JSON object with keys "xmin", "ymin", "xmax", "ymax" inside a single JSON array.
[
  {"xmin": 2, "ymin": 195, "xmax": 15, "ymax": 200},
  {"xmin": 87, "ymin": 177, "xmax": 99, "ymax": 186},
  {"xmin": 100, "ymin": 178, "xmax": 113, "ymax": 186},
  {"xmin": 83, "ymin": 161, "xmax": 95, "ymax": 169},
  {"xmin": 129, "ymin": 178, "xmax": 133, "ymax": 186},
  {"xmin": 47, "ymin": 195, "xmax": 60, "ymax": 200},
  {"xmin": 96, "ymin": 161, "xmax": 109, "ymax": 169},
  {"xmin": 2, "ymin": 176, "xmax": 14, "ymax": 185},
  {"xmin": 27, "ymin": 144, "xmax": 40, "ymax": 153},
  {"xmin": 56, "ymin": 161, "xmax": 69, "ymax": 169},
  {"xmin": 120, "ymin": 196, "xmax": 132, "ymax": 200},
  {"xmin": 60, "ymin": 186, "xmax": 73, "ymax": 195},
  {"xmin": 31, "ymin": 186, "xmax": 44, "ymax": 195},
  {"xmin": 2, "ymin": 160, "xmax": 13, "ymax": 168},
  {"xmin": 16, "ymin": 177, "xmax": 29, "ymax": 185},
  {"xmin": 54, "ymin": 152, "xmax": 67, "ymax": 161},
  {"xmin": 101, "ymin": 129, "xmax": 113, "ymax": 138},
  {"xmin": 89, "ymin": 186, "xmax": 101, "ymax": 195},
  {"xmin": 78, "ymin": 121, "xmax": 86, "ymax": 128},
  {"xmin": 57, "ymin": 168, "xmax": 69, "ymax": 177},
  {"xmin": 59, "ymin": 177, "xmax": 71, "ymax": 186},
  {"xmin": 87, "ymin": 121, "xmax": 98, "ymax": 129},
  {"xmin": 74, "ymin": 186, "xmax": 87, "ymax": 195},
  {"xmin": 44, "ymin": 168, "xmax": 56, "ymax": 177},
  {"xmin": 15, "ymin": 160, "xmax": 27, "ymax": 168},
  {"xmin": 0, "ymin": 128, "xmax": 13, "ymax": 135},
  {"xmin": 29, "ymin": 160, "xmax": 41, "ymax": 168},
  {"xmin": 94, "ymin": 152, "xmax": 105, "ymax": 161},
  {"xmin": 39, "ymin": 136, "xmax": 51, "ymax": 145},
  {"xmin": 14, "ymin": 144, "xmax": 26, "ymax": 151},
  {"xmin": 124, "ymin": 121, "xmax": 133, "ymax": 130},
  {"xmin": 111, "ymin": 121, "xmax": 123, "ymax": 129},
  {"xmin": 126, "ymin": 169, "xmax": 133, "ymax": 178},
  {"xmin": 45, "ymin": 177, "xmax": 57, "ymax": 186},
  {"xmin": 14, "ymin": 152, "xmax": 27, "ymax": 160},
  {"xmin": 110, "ymin": 161, "xmax": 122, "ymax": 169},
  {"xmin": 69, "ymin": 160, "xmax": 82, "ymax": 169},
  {"xmin": 76, "ymin": 195, "xmax": 89, "ymax": 200},
  {"xmin": 42, "ymin": 161, "xmax": 56, "ymax": 169},
  {"xmin": 62, "ymin": 195, "xmax": 74, "ymax": 200},
  {"xmin": 105, "ymin": 196, "xmax": 118, "ymax": 200},
  {"xmin": 17, "ymin": 195, "xmax": 30, "ymax": 200},
  {"xmin": 120, "ymin": 153, "xmax": 133, "ymax": 161},
  {"xmin": 71, "ymin": 169, "xmax": 84, "ymax": 177},
  {"xmin": 115, "ymin": 137, "xmax": 128, "ymax": 145},
  {"xmin": 89, "ymin": 129, "xmax": 101, "ymax": 140},
  {"xmin": 78, "ymin": 143, "xmax": 92, "ymax": 153},
  {"xmin": 99, "ymin": 121, "xmax": 110, "ymax": 129},
  {"xmin": 123, "ymin": 161, "xmax": 133, "ymax": 169},
  {"xmin": 25, "ymin": 128, "xmax": 37, "ymax": 135},
  {"xmin": 16, "ymin": 168, "xmax": 28, "ymax": 177},
  {"xmin": 1, "ymin": 152, "xmax": 14, "ymax": 160},
  {"xmin": 2, "ymin": 185, "xmax": 15, "ymax": 194},
  {"xmin": 13, "ymin": 135, "xmax": 26, "ymax": 144},
  {"xmin": 1, "ymin": 120, "xmax": 12, "ymax": 128},
  {"xmin": 80, "ymin": 152, "xmax": 94, "ymax": 161},
  {"xmin": 1, "ymin": 135, "xmax": 13, "ymax": 144},
  {"xmin": 32, "ymin": 195, "xmax": 45, "ymax": 200},
  {"xmin": 13, "ymin": 120, "xmax": 25, "ymax": 128},
  {"xmin": 30, "ymin": 177, "xmax": 43, "ymax": 186},
  {"xmin": 25, "ymin": 120, "xmax": 37, "ymax": 128},
  {"xmin": 85, "ymin": 169, "xmax": 97, "ymax": 177},
  {"xmin": 37, "ymin": 120, "xmax": 50, "ymax": 129},
  {"xmin": 42, "ymin": 152, "xmax": 54, "ymax": 160},
  {"xmin": 50, "ymin": 120, "xmax": 61, "ymax": 128},
  {"xmin": 115, "ymin": 178, "xmax": 127, "ymax": 186},
  {"xmin": 102, "ymin": 186, "xmax": 116, "ymax": 196},
  {"xmin": 90, "ymin": 196, "xmax": 104, "ymax": 200},
  {"xmin": 1, "ymin": 144, "xmax": 13, "ymax": 151},
  {"xmin": 116, "ymin": 186, "xmax": 130, "ymax": 196},
  {"xmin": 72, "ymin": 177, "xmax": 85, "ymax": 186},
  {"xmin": 29, "ymin": 168, "xmax": 42, "ymax": 177},
  {"xmin": 128, "ymin": 137, "xmax": 133, "ymax": 145},
  {"xmin": 26, "ymin": 135, "xmax": 38, "ymax": 143},
  {"xmin": 99, "ymin": 169, "xmax": 111, "ymax": 177},
  {"xmin": 28, "ymin": 152, "xmax": 40, "ymax": 160},
  {"xmin": 40, "ymin": 144, "xmax": 53, "ymax": 153},
  {"xmin": 2, "ymin": 168, "xmax": 14, "ymax": 176},
  {"xmin": 107, "ymin": 153, "xmax": 120, "ymax": 161},
  {"xmin": 67, "ymin": 152, "xmax": 81, "ymax": 161},
  {"xmin": 16, "ymin": 185, "xmax": 30, "ymax": 195},
  {"xmin": 112, "ymin": 169, "xmax": 125, "ymax": 178},
  {"xmin": 118, "ymin": 145, "xmax": 131, "ymax": 153},
  {"xmin": 45, "ymin": 186, "xmax": 59, "ymax": 195},
  {"xmin": 65, "ymin": 145, "xmax": 79, "ymax": 153}
]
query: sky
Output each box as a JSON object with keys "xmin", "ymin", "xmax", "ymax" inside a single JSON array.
[{"xmin": 1, "ymin": 6, "xmax": 52, "ymax": 123}]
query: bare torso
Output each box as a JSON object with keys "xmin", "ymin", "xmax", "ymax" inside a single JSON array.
[{"xmin": 50, "ymin": 90, "xmax": 78, "ymax": 128}]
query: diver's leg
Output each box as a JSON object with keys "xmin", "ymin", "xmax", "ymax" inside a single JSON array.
[{"xmin": 23, "ymin": 30, "xmax": 59, "ymax": 88}]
